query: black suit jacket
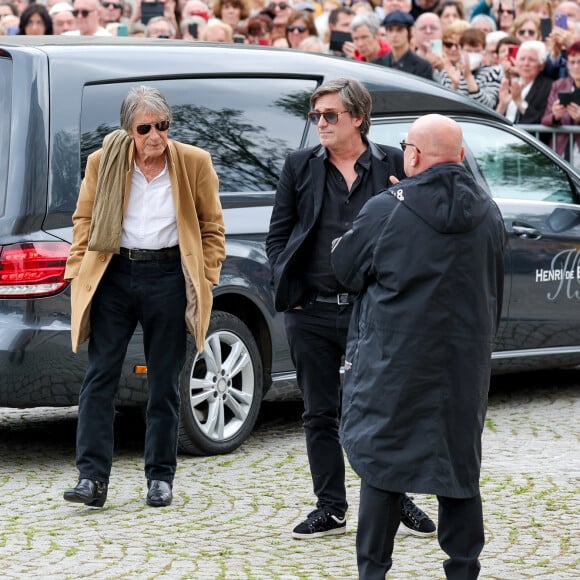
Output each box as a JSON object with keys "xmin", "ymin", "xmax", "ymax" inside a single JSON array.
[
  {"xmin": 516, "ymin": 74, "xmax": 553, "ymax": 124},
  {"xmin": 373, "ymin": 49, "xmax": 434, "ymax": 81},
  {"xmin": 266, "ymin": 141, "xmax": 404, "ymax": 312}
]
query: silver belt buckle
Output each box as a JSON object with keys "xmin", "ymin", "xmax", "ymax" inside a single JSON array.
[
  {"xmin": 127, "ymin": 249, "xmax": 138, "ymax": 261},
  {"xmin": 337, "ymin": 293, "xmax": 349, "ymax": 305}
]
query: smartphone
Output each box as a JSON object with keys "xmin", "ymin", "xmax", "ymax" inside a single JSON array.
[
  {"xmin": 117, "ymin": 24, "xmax": 128, "ymax": 37},
  {"xmin": 329, "ymin": 30, "xmax": 352, "ymax": 52},
  {"xmin": 507, "ymin": 45, "xmax": 519, "ymax": 60},
  {"xmin": 559, "ymin": 91, "xmax": 580, "ymax": 105},
  {"xmin": 559, "ymin": 92, "xmax": 572, "ymax": 106},
  {"xmin": 257, "ymin": 38, "xmax": 270, "ymax": 46},
  {"xmin": 233, "ymin": 34, "xmax": 246, "ymax": 44},
  {"xmin": 540, "ymin": 17, "xmax": 552, "ymax": 39},
  {"xmin": 141, "ymin": 1, "xmax": 164, "ymax": 26},
  {"xmin": 555, "ymin": 13, "xmax": 568, "ymax": 30},
  {"xmin": 430, "ymin": 39, "xmax": 442, "ymax": 56},
  {"xmin": 188, "ymin": 22, "xmax": 198, "ymax": 39}
]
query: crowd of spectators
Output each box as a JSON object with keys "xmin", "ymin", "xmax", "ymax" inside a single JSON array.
[{"xmin": 2, "ymin": 0, "xmax": 580, "ymax": 160}]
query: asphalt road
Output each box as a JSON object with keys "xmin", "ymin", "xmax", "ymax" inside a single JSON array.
[{"xmin": 0, "ymin": 371, "xmax": 578, "ymax": 579}]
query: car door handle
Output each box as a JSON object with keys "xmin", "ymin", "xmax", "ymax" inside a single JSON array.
[{"xmin": 512, "ymin": 224, "xmax": 542, "ymax": 240}]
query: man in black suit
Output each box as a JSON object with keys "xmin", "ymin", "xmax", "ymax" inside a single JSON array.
[
  {"xmin": 266, "ymin": 78, "xmax": 436, "ymax": 540},
  {"xmin": 373, "ymin": 11, "xmax": 434, "ymax": 80}
]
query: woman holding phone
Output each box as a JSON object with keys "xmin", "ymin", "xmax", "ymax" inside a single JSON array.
[{"xmin": 541, "ymin": 41, "xmax": 580, "ymax": 163}]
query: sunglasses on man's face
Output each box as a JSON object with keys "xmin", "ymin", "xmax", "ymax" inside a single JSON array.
[
  {"xmin": 443, "ymin": 41, "xmax": 460, "ymax": 49},
  {"xmin": 400, "ymin": 141, "xmax": 421, "ymax": 153},
  {"xmin": 72, "ymin": 8, "xmax": 94, "ymax": 17},
  {"xmin": 287, "ymin": 25, "xmax": 307, "ymax": 33},
  {"xmin": 101, "ymin": 1, "xmax": 122, "ymax": 8},
  {"xmin": 135, "ymin": 120, "xmax": 170, "ymax": 135},
  {"xmin": 307, "ymin": 111, "xmax": 348, "ymax": 125},
  {"xmin": 268, "ymin": 2, "xmax": 288, "ymax": 10}
]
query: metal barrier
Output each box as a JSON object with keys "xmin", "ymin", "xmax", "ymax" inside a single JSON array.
[{"xmin": 518, "ymin": 124, "xmax": 580, "ymax": 168}]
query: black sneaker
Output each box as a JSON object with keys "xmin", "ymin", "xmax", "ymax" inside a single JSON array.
[
  {"xmin": 292, "ymin": 509, "xmax": 347, "ymax": 539},
  {"xmin": 400, "ymin": 495, "xmax": 436, "ymax": 537}
]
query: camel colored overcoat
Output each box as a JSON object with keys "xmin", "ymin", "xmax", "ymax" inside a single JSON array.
[{"xmin": 64, "ymin": 139, "xmax": 226, "ymax": 353}]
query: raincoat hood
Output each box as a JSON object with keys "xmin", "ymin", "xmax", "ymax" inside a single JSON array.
[{"xmin": 391, "ymin": 162, "xmax": 492, "ymax": 235}]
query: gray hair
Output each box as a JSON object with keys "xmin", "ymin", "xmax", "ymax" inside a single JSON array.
[
  {"xmin": 120, "ymin": 86, "xmax": 173, "ymax": 131},
  {"xmin": 470, "ymin": 14, "xmax": 497, "ymax": 32},
  {"xmin": 145, "ymin": 16, "xmax": 176, "ymax": 38},
  {"xmin": 519, "ymin": 40, "xmax": 547, "ymax": 64},
  {"xmin": 351, "ymin": 12, "xmax": 381, "ymax": 36},
  {"xmin": 310, "ymin": 78, "xmax": 372, "ymax": 137},
  {"xmin": 298, "ymin": 35, "xmax": 327, "ymax": 53}
]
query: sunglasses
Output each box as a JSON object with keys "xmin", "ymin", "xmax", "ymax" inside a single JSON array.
[
  {"xmin": 72, "ymin": 8, "xmax": 94, "ymax": 17},
  {"xmin": 135, "ymin": 120, "xmax": 170, "ymax": 135},
  {"xmin": 498, "ymin": 7, "xmax": 515, "ymax": 15},
  {"xmin": 268, "ymin": 2, "xmax": 289, "ymax": 10},
  {"xmin": 101, "ymin": 1, "xmax": 122, "ymax": 8},
  {"xmin": 517, "ymin": 28, "xmax": 536, "ymax": 36},
  {"xmin": 400, "ymin": 141, "xmax": 421, "ymax": 153},
  {"xmin": 287, "ymin": 25, "xmax": 307, "ymax": 33},
  {"xmin": 307, "ymin": 111, "xmax": 348, "ymax": 125},
  {"xmin": 443, "ymin": 41, "xmax": 460, "ymax": 49}
]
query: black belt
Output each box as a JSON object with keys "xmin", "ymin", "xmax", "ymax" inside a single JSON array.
[
  {"xmin": 119, "ymin": 246, "xmax": 180, "ymax": 261},
  {"xmin": 314, "ymin": 292, "xmax": 357, "ymax": 305}
]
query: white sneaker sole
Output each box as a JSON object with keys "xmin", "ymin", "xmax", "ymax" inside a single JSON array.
[
  {"xmin": 292, "ymin": 526, "xmax": 347, "ymax": 539},
  {"xmin": 399, "ymin": 524, "xmax": 436, "ymax": 538}
]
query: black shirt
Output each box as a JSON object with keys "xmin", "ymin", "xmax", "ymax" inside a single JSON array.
[
  {"xmin": 304, "ymin": 145, "xmax": 374, "ymax": 295},
  {"xmin": 373, "ymin": 49, "xmax": 434, "ymax": 81}
]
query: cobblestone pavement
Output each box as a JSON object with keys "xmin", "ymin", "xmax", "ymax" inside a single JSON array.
[{"xmin": 0, "ymin": 371, "xmax": 579, "ymax": 579}]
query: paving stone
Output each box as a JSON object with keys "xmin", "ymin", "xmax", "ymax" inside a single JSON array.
[{"xmin": 0, "ymin": 379, "xmax": 578, "ymax": 579}]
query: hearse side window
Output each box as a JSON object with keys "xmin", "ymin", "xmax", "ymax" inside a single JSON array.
[
  {"xmin": 459, "ymin": 123, "xmax": 574, "ymax": 204},
  {"xmin": 369, "ymin": 120, "xmax": 575, "ymax": 204},
  {"xmin": 80, "ymin": 78, "xmax": 315, "ymax": 192},
  {"xmin": 0, "ymin": 57, "xmax": 10, "ymax": 212}
]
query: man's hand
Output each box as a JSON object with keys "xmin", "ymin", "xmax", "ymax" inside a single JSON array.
[{"xmin": 342, "ymin": 40, "xmax": 356, "ymax": 59}]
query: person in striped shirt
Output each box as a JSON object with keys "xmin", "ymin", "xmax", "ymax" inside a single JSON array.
[{"xmin": 439, "ymin": 27, "xmax": 504, "ymax": 109}]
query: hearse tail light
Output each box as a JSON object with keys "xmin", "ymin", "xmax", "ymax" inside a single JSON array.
[{"xmin": 0, "ymin": 241, "xmax": 70, "ymax": 298}]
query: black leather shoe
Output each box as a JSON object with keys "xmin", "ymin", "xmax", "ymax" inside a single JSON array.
[
  {"xmin": 146, "ymin": 480, "xmax": 173, "ymax": 507},
  {"xmin": 63, "ymin": 478, "xmax": 107, "ymax": 508}
]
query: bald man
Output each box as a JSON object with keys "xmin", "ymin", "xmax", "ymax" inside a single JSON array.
[{"xmin": 332, "ymin": 114, "xmax": 506, "ymax": 580}]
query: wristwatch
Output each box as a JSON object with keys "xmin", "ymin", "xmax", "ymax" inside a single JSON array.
[{"xmin": 519, "ymin": 100, "xmax": 529, "ymax": 114}]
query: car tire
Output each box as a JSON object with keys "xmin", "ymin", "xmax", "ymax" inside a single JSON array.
[{"xmin": 178, "ymin": 310, "xmax": 263, "ymax": 456}]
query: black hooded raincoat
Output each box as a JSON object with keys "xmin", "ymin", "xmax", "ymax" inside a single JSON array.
[{"xmin": 332, "ymin": 162, "xmax": 506, "ymax": 498}]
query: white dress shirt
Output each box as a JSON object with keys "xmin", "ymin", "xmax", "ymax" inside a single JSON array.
[
  {"xmin": 120, "ymin": 162, "xmax": 179, "ymax": 250},
  {"xmin": 63, "ymin": 27, "xmax": 113, "ymax": 36},
  {"xmin": 506, "ymin": 81, "xmax": 532, "ymax": 122}
]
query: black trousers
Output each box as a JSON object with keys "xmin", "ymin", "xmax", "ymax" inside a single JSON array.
[
  {"xmin": 284, "ymin": 300, "xmax": 353, "ymax": 517},
  {"xmin": 75, "ymin": 254, "xmax": 186, "ymax": 484},
  {"xmin": 357, "ymin": 480, "xmax": 484, "ymax": 580}
]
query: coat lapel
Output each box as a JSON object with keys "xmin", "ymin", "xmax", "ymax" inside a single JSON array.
[
  {"xmin": 310, "ymin": 148, "xmax": 327, "ymax": 221},
  {"xmin": 369, "ymin": 142, "xmax": 392, "ymax": 195}
]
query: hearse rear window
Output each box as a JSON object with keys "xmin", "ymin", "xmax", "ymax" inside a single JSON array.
[{"xmin": 80, "ymin": 78, "xmax": 315, "ymax": 192}]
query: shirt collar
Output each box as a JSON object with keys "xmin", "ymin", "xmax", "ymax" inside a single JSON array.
[{"xmin": 322, "ymin": 138, "xmax": 371, "ymax": 167}]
